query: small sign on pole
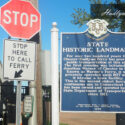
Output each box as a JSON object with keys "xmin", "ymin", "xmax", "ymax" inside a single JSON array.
[
  {"xmin": 3, "ymin": 39, "xmax": 36, "ymax": 81},
  {"xmin": 24, "ymin": 95, "xmax": 33, "ymax": 118}
]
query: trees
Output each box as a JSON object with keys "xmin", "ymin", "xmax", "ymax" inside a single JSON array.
[{"xmin": 71, "ymin": 0, "xmax": 125, "ymax": 31}]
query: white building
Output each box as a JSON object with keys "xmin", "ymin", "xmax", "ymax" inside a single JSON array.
[{"xmin": 41, "ymin": 50, "xmax": 51, "ymax": 86}]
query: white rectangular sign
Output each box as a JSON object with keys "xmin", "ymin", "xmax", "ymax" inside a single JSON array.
[
  {"xmin": 24, "ymin": 96, "xmax": 33, "ymax": 114},
  {"xmin": 3, "ymin": 39, "xmax": 36, "ymax": 81}
]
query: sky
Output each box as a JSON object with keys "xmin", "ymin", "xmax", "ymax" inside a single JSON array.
[
  {"xmin": 0, "ymin": 0, "xmax": 119, "ymax": 63},
  {"xmin": 0, "ymin": 0, "xmax": 90, "ymax": 85},
  {"xmin": 39, "ymin": 0, "xmax": 90, "ymax": 51},
  {"xmin": 40, "ymin": 0, "xmax": 118, "ymax": 51},
  {"xmin": 0, "ymin": 0, "xmax": 122, "ymax": 86},
  {"xmin": 0, "ymin": 0, "xmax": 90, "ymax": 63}
]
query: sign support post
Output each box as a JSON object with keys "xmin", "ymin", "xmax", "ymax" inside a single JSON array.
[
  {"xmin": 26, "ymin": 1, "xmax": 43, "ymax": 125},
  {"xmin": 16, "ymin": 81, "xmax": 22, "ymax": 125},
  {"xmin": 28, "ymin": 81, "xmax": 37, "ymax": 125},
  {"xmin": 2, "ymin": 0, "xmax": 42, "ymax": 124},
  {"xmin": 51, "ymin": 22, "xmax": 59, "ymax": 125}
]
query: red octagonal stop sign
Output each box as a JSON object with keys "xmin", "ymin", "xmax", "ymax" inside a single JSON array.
[{"xmin": 0, "ymin": 0, "xmax": 41, "ymax": 39}]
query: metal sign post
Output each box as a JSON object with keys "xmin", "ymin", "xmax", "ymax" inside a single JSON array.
[
  {"xmin": 1, "ymin": 0, "xmax": 41, "ymax": 124},
  {"xmin": 16, "ymin": 81, "xmax": 22, "ymax": 125}
]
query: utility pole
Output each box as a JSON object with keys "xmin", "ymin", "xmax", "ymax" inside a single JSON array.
[{"xmin": 26, "ymin": 0, "xmax": 43, "ymax": 125}]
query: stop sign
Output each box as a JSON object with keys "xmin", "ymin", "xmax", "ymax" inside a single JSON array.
[{"xmin": 0, "ymin": 0, "xmax": 41, "ymax": 39}]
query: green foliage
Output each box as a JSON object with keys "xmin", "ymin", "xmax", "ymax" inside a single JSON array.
[
  {"xmin": 71, "ymin": 8, "xmax": 91, "ymax": 27},
  {"xmin": 71, "ymin": 0, "xmax": 125, "ymax": 32},
  {"xmin": 60, "ymin": 123, "xmax": 69, "ymax": 125},
  {"xmin": 89, "ymin": 0, "xmax": 102, "ymax": 4},
  {"xmin": 47, "ymin": 121, "xmax": 69, "ymax": 125}
]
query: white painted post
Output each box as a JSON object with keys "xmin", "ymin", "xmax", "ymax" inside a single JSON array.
[
  {"xmin": 16, "ymin": 81, "xmax": 21, "ymax": 125},
  {"xmin": 51, "ymin": 22, "xmax": 59, "ymax": 125},
  {"xmin": 28, "ymin": 81, "xmax": 37, "ymax": 125}
]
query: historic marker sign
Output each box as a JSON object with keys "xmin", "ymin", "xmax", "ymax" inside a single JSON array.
[
  {"xmin": 0, "ymin": 0, "xmax": 41, "ymax": 39},
  {"xmin": 61, "ymin": 19, "xmax": 125, "ymax": 112},
  {"xmin": 3, "ymin": 39, "xmax": 36, "ymax": 81}
]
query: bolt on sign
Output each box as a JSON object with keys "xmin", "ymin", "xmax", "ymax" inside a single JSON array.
[
  {"xmin": 0, "ymin": 0, "xmax": 41, "ymax": 39},
  {"xmin": 3, "ymin": 39, "xmax": 36, "ymax": 81}
]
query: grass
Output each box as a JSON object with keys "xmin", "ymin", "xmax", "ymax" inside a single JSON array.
[
  {"xmin": 47, "ymin": 121, "xmax": 69, "ymax": 125},
  {"xmin": 60, "ymin": 123, "xmax": 69, "ymax": 125}
]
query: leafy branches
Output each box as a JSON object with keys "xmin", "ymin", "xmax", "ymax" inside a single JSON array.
[
  {"xmin": 71, "ymin": 8, "xmax": 91, "ymax": 27},
  {"xmin": 71, "ymin": 0, "xmax": 125, "ymax": 31}
]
